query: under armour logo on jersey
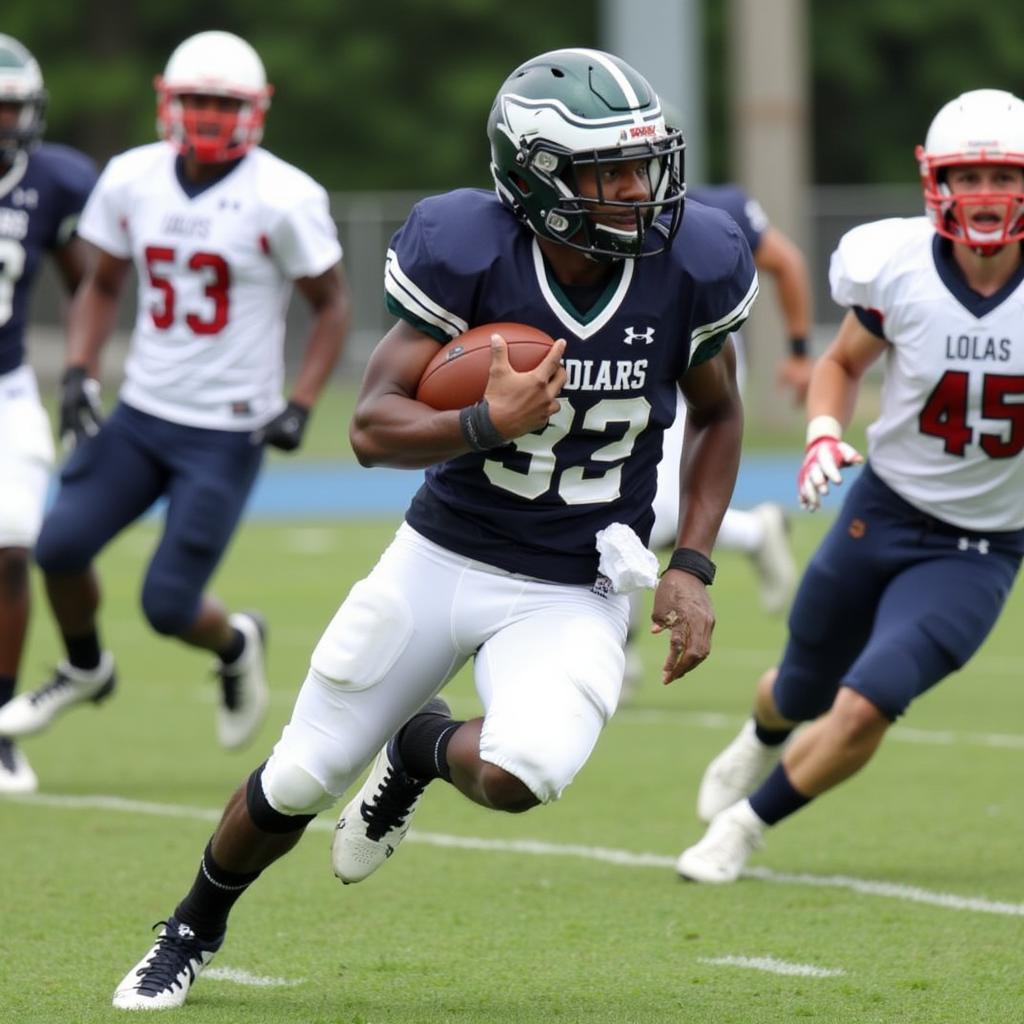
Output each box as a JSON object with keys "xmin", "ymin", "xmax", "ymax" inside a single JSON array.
[
  {"xmin": 957, "ymin": 537, "xmax": 990, "ymax": 555},
  {"xmin": 623, "ymin": 326, "xmax": 655, "ymax": 345},
  {"xmin": 218, "ymin": 198, "xmax": 241, "ymax": 211}
]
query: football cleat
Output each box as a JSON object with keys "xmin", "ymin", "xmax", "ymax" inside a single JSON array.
[
  {"xmin": 696, "ymin": 718, "xmax": 785, "ymax": 823},
  {"xmin": 332, "ymin": 698, "xmax": 450, "ymax": 884},
  {"xmin": 676, "ymin": 800, "xmax": 766, "ymax": 884},
  {"xmin": 0, "ymin": 737, "xmax": 38, "ymax": 794},
  {"xmin": 748, "ymin": 503, "xmax": 797, "ymax": 615},
  {"xmin": 215, "ymin": 612, "xmax": 269, "ymax": 751},
  {"xmin": 0, "ymin": 653, "xmax": 116, "ymax": 738},
  {"xmin": 112, "ymin": 917, "xmax": 222, "ymax": 1011}
]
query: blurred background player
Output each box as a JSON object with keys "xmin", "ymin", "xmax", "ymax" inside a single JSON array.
[
  {"xmin": 651, "ymin": 184, "xmax": 811, "ymax": 609},
  {"xmin": 109, "ymin": 47, "xmax": 754, "ymax": 1010},
  {"xmin": 0, "ymin": 31, "xmax": 350, "ymax": 760},
  {"xmin": 623, "ymin": 183, "xmax": 810, "ymax": 698},
  {"xmin": 677, "ymin": 88, "xmax": 1024, "ymax": 883},
  {"xmin": 0, "ymin": 35, "xmax": 96, "ymax": 793}
]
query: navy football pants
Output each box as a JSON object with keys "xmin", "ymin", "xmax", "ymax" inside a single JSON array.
[
  {"xmin": 35, "ymin": 402, "xmax": 264, "ymax": 637},
  {"xmin": 774, "ymin": 463, "xmax": 1023, "ymax": 722}
]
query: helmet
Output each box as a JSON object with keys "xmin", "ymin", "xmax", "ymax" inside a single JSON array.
[
  {"xmin": 915, "ymin": 88, "xmax": 1024, "ymax": 254},
  {"xmin": 0, "ymin": 34, "xmax": 47, "ymax": 161},
  {"xmin": 487, "ymin": 48, "xmax": 685, "ymax": 260},
  {"xmin": 155, "ymin": 30, "xmax": 272, "ymax": 163}
]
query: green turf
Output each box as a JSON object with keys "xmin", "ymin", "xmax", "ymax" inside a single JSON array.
[{"xmin": 2, "ymin": 514, "xmax": 1022, "ymax": 1023}]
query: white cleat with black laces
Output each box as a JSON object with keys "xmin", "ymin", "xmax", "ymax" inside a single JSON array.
[
  {"xmin": 215, "ymin": 612, "xmax": 269, "ymax": 751},
  {"xmin": 332, "ymin": 698, "xmax": 450, "ymax": 884},
  {"xmin": 0, "ymin": 653, "xmax": 116, "ymax": 738},
  {"xmin": 112, "ymin": 917, "xmax": 222, "ymax": 1011},
  {"xmin": 0, "ymin": 737, "xmax": 38, "ymax": 794}
]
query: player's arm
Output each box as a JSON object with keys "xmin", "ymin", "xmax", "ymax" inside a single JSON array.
[
  {"xmin": 798, "ymin": 310, "xmax": 888, "ymax": 509},
  {"xmin": 252, "ymin": 263, "xmax": 352, "ymax": 452},
  {"xmin": 64, "ymin": 245, "xmax": 131, "ymax": 374},
  {"xmin": 652, "ymin": 340, "xmax": 743, "ymax": 684},
  {"xmin": 349, "ymin": 319, "xmax": 565, "ymax": 469},
  {"xmin": 57, "ymin": 246, "xmax": 131, "ymax": 450},
  {"xmin": 51, "ymin": 235, "xmax": 92, "ymax": 298},
  {"xmin": 753, "ymin": 226, "xmax": 814, "ymax": 404}
]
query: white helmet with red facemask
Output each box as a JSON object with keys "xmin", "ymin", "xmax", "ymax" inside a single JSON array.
[
  {"xmin": 916, "ymin": 88, "xmax": 1024, "ymax": 255},
  {"xmin": 155, "ymin": 30, "xmax": 272, "ymax": 164}
]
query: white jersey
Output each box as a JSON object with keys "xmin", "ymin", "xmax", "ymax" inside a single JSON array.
[
  {"xmin": 830, "ymin": 216, "xmax": 1024, "ymax": 531},
  {"xmin": 78, "ymin": 142, "xmax": 342, "ymax": 430}
]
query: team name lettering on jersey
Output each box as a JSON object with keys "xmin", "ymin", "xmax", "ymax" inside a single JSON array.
[
  {"xmin": 0, "ymin": 208, "xmax": 29, "ymax": 240},
  {"xmin": 562, "ymin": 358, "xmax": 648, "ymax": 392},
  {"xmin": 944, "ymin": 334, "xmax": 1013, "ymax": 362},
  {"xmin": 160, "ymin": 213, "xmax": 211, "ymax": 239}
]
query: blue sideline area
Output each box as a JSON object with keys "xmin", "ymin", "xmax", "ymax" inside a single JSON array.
[{"xmin": 240, "ymin": 454, "xmax": 862, "ymax": 520}]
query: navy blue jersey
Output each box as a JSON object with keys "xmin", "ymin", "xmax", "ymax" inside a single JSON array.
[
  {"xmin": 385, "ymin": 188, "xmax": 757, "ymax": 584},
  {"xmin": 0, "ymin": 143, "xmax": 98, "ymax": 375},
  {"xmin": 687, "ymin": 185, "xmax": 767, "ymax": 258}
]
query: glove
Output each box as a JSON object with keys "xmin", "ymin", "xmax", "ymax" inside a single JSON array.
[
  {"xmin": 59, "ymin": 366, "xmax": 103, "ymax": 452},
  {"xmin": 251, "ymin": 400, "xmax": 310, "ymax": 452},
  {"xmin": 798, "ymin": 423, "xmax": 863, "ymax": 511}
]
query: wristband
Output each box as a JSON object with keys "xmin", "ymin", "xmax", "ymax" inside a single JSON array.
[
  {"xmin": 664, "ymin": 547, "xmax": 716, "ymax": 586},
  {"xmin": 805, "ymin": 414, "xmax": 843, "ymax": 446},
  {"xmin": 459, "ymin": 399, "xmax": 506, "ymax": 451},
  {"xmin": 789, "ymin": 336, "xmax": 808, "ymax": 358}
]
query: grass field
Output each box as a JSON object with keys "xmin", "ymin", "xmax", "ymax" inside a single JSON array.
[{"xmin": 2, "ymin": 511, "xmax": 1022, "ymax": 1024}]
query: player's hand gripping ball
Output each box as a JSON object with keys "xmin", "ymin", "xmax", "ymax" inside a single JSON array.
[{"xmin": 415, "ymin": 322, "xmax": 556, "ymax": 410}]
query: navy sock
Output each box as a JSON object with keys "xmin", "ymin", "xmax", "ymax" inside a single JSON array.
[
  {"xmin": 0, "ymin": 674, "xmax": 15, "ymax": 707},
  {"xmin": 64, "ymin": 630, "xmax": 101, "ymax": 671},
  {"xmin": 754, "ymin": 720, "xmax": 794, "ymax": 746},
  {"xmin": 397, "ymin": 713, "xmax": 462, "ymax": 783},
  {"xmin": 217, "ymin": 627, "xmax": 246, "ymax": 665},
  {"xmin": 749, "ymin": 763, "xmax": 812, "ymax": 826},
  {"xmin": 173, "ymin": 840, "xmax": 261, "ymax": 942}
]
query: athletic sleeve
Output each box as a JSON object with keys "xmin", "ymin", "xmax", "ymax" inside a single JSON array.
[
  {"xmin": 75, "ymin": 155, "xmax": 133, "ymax": 259},
  {"xmin": 687, "ymin": 218, "xmax": 759, "ymax": 368},
  {"xmin": 383, "ymin": 199, "xmax": 474, "ymax": 342},
  {"xmin": 265, "ymin": 185, "xmax": 342, "ymax": 280}
]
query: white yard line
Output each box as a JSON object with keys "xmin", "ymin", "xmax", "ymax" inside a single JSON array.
[
  {"xmin": 204, "ymin": 966, "xmax": 304, "ymax": 988},
  {"xmin": 9, "ymin": 792, "xmax": 1023, "ymax": 917},
  {"xmin": 698, "ymin": 956, "xmax": 846, "ymax": 978}
]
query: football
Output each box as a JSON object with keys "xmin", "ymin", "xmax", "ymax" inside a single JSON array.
[{"xmin": 415, "ymin": 322, "xmax": 557, "ymax": 410}]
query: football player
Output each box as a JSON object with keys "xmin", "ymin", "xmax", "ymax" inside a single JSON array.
[
  {"xmin": 678, "ymin": 88, "xmax": 1024, "ymax": 883},
  {"xmin": 0, "ymin": 32, "xmax": 350, "ymax": 761},
  {"xmin": 111, "ymin": 48, "xmax": 754, "ymax": 1010},
  {"xmin": 0, "ymin": 34, "xmax": 97, "ymax": 794}
]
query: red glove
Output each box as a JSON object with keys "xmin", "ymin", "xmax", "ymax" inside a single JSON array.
[{"xmin": 798, "ymin": 418, "xmax": 863, "ymax": 511}]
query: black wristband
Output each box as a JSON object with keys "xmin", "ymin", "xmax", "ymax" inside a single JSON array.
[
  {"xmin": 665, "ymin": 547, "xmax": 716, "ymax": 585},
  {"xmin": 459, "ymin": 399, "xmax": 506, "ymax": 451},
  {"xmin": 789, "ymin": 336, "xmax": 808, "ymax": 358}
]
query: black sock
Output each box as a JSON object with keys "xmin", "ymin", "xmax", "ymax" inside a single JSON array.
[
  {"xmin": 749, "ymin": 763, "xmax": 812, "ymax": 826},
  {"xmin": 173, "ymin": 840, "xmax": 262, "ymax": 941},
  {"xmin": 754, "ymin": 720, "xmax": 794, "ymax": 746},
  {"xmin": 0, "ymin": 675, "xmax": 15, "ymax": 707},
  {"xmin": 64, "ymin": 630, "xmax": 101, "ymax": 671},
  {"xmin": 397, "ymin": 712, "xmax": 462, "ymax": 783},
  {"xmin": 217, "ymin": 627, "xmax": 246, "ymax": 665}
]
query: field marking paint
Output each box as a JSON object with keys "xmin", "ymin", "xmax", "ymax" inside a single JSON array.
[
  {"xmin": 10, "ymin": 792, "xmax": 1023, "ymax": 918},
  {"xmin": 698, "ymin": 955, "xmax": 845, "ymax": 978},
  {"xmin": 205, "ymin": 966, "xmax": 304, "ymax": 988}
]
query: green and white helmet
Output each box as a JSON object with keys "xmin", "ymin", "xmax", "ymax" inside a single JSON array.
[
  {"xmin": 487, "ymin": 48, "xmax": 685, "ymax": 260},
  {"xmin": 0, "ymin": 35, "xmax": 47, "ymax": 161}
]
